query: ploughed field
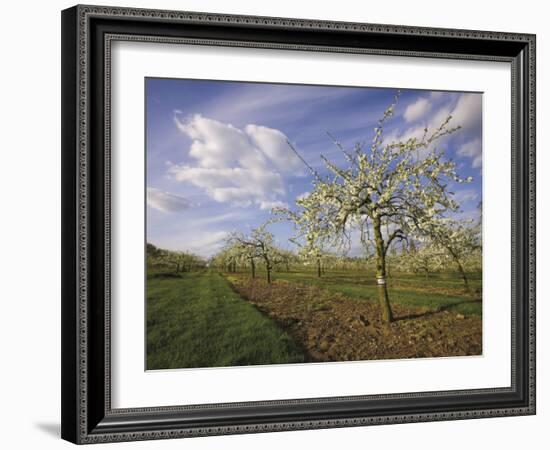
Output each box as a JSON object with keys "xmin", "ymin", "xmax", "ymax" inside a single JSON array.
[{"xmin": 146, "ymin": 269, "xmax": 481, "ymax": 370}]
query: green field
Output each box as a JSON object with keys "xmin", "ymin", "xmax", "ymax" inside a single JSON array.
[{"xmin": 146, "ymin": 270, "xmax": 305, "ymax": 370}]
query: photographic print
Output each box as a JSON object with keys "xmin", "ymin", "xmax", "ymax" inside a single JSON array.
[{"xmin": 145, "ymin": 79, "xmax": 483, "ymax": 371}]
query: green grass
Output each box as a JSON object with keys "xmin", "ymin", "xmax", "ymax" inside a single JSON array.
[
  {"xmin": 147, "ymin": 270, "xmax": 305, "ymax": 370},
  {"xmin": 254, "ymin": 269, "xmax": 482, "ymax": 317}
]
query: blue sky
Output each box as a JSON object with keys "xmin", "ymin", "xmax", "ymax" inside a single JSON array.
[{"xmin": 146, "ymin": 78, "xmax": 482, "ymax": 258}]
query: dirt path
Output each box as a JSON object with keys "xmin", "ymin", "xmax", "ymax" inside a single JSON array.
[{"xmin": 226, "ymin": 274, "xmax": 482, "ymax": 363}]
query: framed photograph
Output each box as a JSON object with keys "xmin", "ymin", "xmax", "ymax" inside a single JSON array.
[{"xmin": 61, "ymin": 4, "xmax": 536, "ymax": 444}]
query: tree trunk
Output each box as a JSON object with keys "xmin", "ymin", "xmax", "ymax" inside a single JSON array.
[
  {"xmin": 263, "ymin": 256, "xmax": 272, "ymax": 284},
  {"xmin": 448, "ymin": 248, "xmax": 470, "ymax": 291},
  {"xmin": 456, "ymin": 261, "xmax": 469, "ymax": 291},
  {"xmin": 317, "ymin": 258, "xmax": 322, "ymax": 278},
  {"xmin": 373, "ymin": 217, "xmax": 393, "ymax": 323},
  {"xmin": 251, "ymin": 258, "xmax": 255, "ymax": 279}
]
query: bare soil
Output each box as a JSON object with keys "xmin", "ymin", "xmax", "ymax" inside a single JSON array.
[{"xmin": 226, "ymin": 275, "xmax": 482, "ymax": 362}]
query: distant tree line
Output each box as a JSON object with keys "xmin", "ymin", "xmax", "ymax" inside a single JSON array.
[
  {"xmin": 210, "ymin": 224, "xmax": 481, "ymax": 286},
  {"xmin": 147, "ymin": 243, "xmax": 205, "ymax": 274}
]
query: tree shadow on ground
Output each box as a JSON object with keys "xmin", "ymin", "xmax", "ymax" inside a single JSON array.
[{"xmin": 393, "ymin": 298, "xmax": 482, "ymax": 322}]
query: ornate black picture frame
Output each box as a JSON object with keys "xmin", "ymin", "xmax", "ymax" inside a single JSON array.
[{"xmin": 61, "ymin": 4, "xmax": 536, "ymax": 444}]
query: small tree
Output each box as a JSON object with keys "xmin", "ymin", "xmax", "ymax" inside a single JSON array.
[
  {"xmin": 212, "ymin": 244, "xmax": 240, "ymax": 273},
  {"xmin": 273, "ymin": 248, "xmax": 297, "ymax": 273},
  {"xmin": 228, "ymin": 225, "xmax": 277, "ymax": 283},
  {"xmin": 282, "ymin": 93, "xmax": 471, "ymax": 323},
  {"xmin": 273, "ymin": 195, "xmax": 331, "ymax": 278},
  {"xmin": 233, "ymin": 239, "xmax": 258, "ymax": 278},
  {"xmin": 418, "ymin": 218, "xmax": 481, "ymax": 291},
  {"xmin": 401, "ymin": 241, "xmax": 446, "ymax": 279}
]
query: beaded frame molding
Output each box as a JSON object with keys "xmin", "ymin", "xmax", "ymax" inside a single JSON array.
[{"xmin": 61, "ymin": 4, "xmax": 536, "ymax": 444}]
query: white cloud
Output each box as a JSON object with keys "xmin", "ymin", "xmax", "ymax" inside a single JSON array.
[
  {"xmin": 457, "ymin": 138, "xmax": 482, "ymax": 168},
  {"xmin": 171, "ymin": 114, "xmax": 301, "ymax": 210},
  {"xmin": 190, "ymin": 212, "xmax": 243, "ymax": 227},
  {"xmin": 174, "ymin": 114, "xmax": 267, "ymax": 171},
  {"xmin": 449, "ymin": 93, "xmax": 482, "ymax": 131},
  {"xmin": 384, "ymin": 93, "xmax": 482, "ymax": 161},
  {"xmin": 245, "ymin": 124, "xmax": 303, "ymax": 171},
  {"xmin": 259, "ymin": 200, "xmax": 288, "ymax": 210},
  {"xmin": 168, "ymin": 166, "xmax": 284, "ymax": 208},
  {"xmin": 452, "ymin": 188, "xmax": 479, "ymax": 204},
  {"xmin": 385, "ymin": 103, "xmax": 450, "ymax": 147},
  {"xmin": 403, "ymin": 97, "xmax": 432, "ymax": 122},
  {"xmin": 185, "ymin": 231, "xmax": 229, "ymax": 257},
  {"xmin": 197, "ymin": 83, "xmax": 359, "ymax": 126},
  {"xmin": 383, "ymin": 125, "xmax": 426, "ymax": 148},
  {"xmin": 146, "ymin": 187, "xmax": 192, "ymax": 213},
  {"xmin": 392, "ymin": 93, "xmax": 481, "ymax": 140},
  {"xmin": 151, "ymin": 230, "xmax": 228, "ymax": 258}
]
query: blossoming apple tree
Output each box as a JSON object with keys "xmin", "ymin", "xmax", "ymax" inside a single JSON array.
[
  {"xmin": 227, "ymin": 225, "xmax": 278, "ymax": 283},
  {"xmin": 416, "ymin": 218, "xmax": 481, "ymax": 291},
  {"xmin": 281, "ymin": 93, "xmax": 472, "ymax": 323}
]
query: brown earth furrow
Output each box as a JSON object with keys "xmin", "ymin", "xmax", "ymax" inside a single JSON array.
[{"xmin": 226, "ymin": 275, "xmax": 482, "ymax": 363}]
